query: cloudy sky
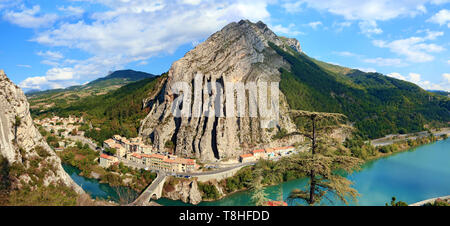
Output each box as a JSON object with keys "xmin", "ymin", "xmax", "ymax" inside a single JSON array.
[{"xmin": 1, "ymin": 0, "xmax": 449, "ymax": 91}]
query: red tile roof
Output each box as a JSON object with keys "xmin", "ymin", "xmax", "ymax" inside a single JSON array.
[
  {"xmin": 252, "ymin": 149, "xmax": 265, "ymax": 154},
  {"xmin": 100, "ymin": 154, "xmax": 114, "ymax": 160},
  {"xmin": 131, "ymin": 153, "xmax": 142, "ymax": 159},
  {"xmin": 240, "ymin": 154, "xmax": 253, "ymax": 158},
  {"xmin": 150, "ymin": 154, "xmax": 165, "ymax": 159}
]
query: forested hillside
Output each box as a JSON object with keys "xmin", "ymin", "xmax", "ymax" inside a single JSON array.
[{"xmin": 271, "ymin": 42, "xmax": 450, "ymax": 139}]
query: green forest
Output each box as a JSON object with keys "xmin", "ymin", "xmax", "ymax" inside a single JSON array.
[{"xmin": 270, "ymin": 42, "xmax": 450, "ymax": 139}]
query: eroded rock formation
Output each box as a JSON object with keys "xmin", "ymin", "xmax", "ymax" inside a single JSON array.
[{"xmin": 139, "ymin": 20, "xmax": 304, "ymax": 163}]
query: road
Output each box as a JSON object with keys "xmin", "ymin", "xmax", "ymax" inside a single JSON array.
[
  {"xmin": 66, "ymin": 135, "xmax": 99, "ymax": 151},
  {"xmin": 371, "ymin": 128, "xmax": 450, "ymax": 147}
]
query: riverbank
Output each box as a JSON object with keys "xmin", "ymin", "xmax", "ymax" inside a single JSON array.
[
  {"xmin": 62, "ymin": 133, "xmax": 449, "ymax": 206},
  {"xmin": 365, "ymin": 131, "xmax": 448, "ymax": 161},
  {"xmin": 371, "ymin": 127, "xmax": 450, "ymax": 147},
  {"xmin": 156, "ymin": 138, "xmax": 450, "ymax": 206},
  {"xmin": 57, "ymin": 145, "xmax": 157, "ymax": 200},
  {"xmin": 158, "ymin": 135, "xmax": 449, "ymax": 206}
]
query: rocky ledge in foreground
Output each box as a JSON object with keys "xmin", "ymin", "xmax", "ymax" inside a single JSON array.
[{"xmin": 0, "ymin": 69, "xmax": 84, "ymax": 205}]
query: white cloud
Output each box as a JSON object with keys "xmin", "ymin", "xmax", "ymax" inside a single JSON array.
[
  {"xmin": 182, "ymin": 0, "xmax": 203, "ymax": 5},
  {"xmin": 427, "ymin": 9, "xmax": 450, "ymax": 27},
  {"xmin": 409, "ymin": 72, "xmax": 421, "ymax": 83},
  {"xmin": 137, "ymin": 60, "xmax": 148, "ymax": 66},
  {"xmin": 0, "ymin": 0, "xmax": 20, "ymax": 10},
  {"xmin": 332, "ymin": 21, "xmax": 352, "ymax": 32},
  {"xmin": 357, "ymin": 67, "xmax": 377, "ymax": 73},
  {"xmin": 443, "ymin": 73, "xmax": 450, "ymax": 83},
  {"xmin": 387, "ymin": 72, "xmax": 407, "ymax": 80},
  {"xmin": 37, "ymin": 50, "xmax": 64, "ymax": 59},
  {"xmin": 282, "ymin": 1, "xmax": 303, "ymax": 13},
  {"xmin": 364, "ymin": 57, "xmax": 406, "ymax": 67},
  {"xmin": 19, "ymin": 67, "xmax": 77, "ymax": 90},
  {"xmin": 19, "ymin": 76, "xmax": 48, "ymax": 90},
  {"xmin": 57, "ymin": 6, "xmax": 85, "ymax": 17},
  {"xmin": 387, "ymin": 72, "xmax": 450, "ymax": 91},
  {"xmin": 3, "ymin": 5, "xmax": 58, "ymax": 28},
  {"xmin": 45, "ymin": 67, "xmax": 75, "ymax": 81},
  {"xmin": 293, "ymin": 0, "xmax": 429, "ymax": 21},
  {"xmin": 286, "ymin": 1, "xmax": 447, "ymax": 35},
  {"xmin": 373, "ymin": 31, "xmax": 445, "ymax": 63},
  {"xmin": 271, "ymin": 23, "xmax": 303, "ymax": 36},
  {"xmin": 358, "ymin": 20, "xmax": 382, "ymax": 36},
  {"xmin": 16, "ymin": 64, "xmax": 31, "ymax": 68},
  {"xmin": 306, "ymin": 21, "xmax": 322, "ymax": 29},
  {"xmin": 23, "ymin": 0, "xmax": 273, "ymax": 89},
  {"xmin": 333, "ymin": 51, "xmax": 361, "ymax": 57}
]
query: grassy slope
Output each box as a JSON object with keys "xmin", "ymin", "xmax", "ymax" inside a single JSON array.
[{"xmin": 270, "ymin": 42, "xmax": 450, "ymax": 139}]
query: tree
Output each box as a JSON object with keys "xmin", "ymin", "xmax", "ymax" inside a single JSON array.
[
  {"xmin": 104, "ymin": 148, "xmax": 117, "ymax": 156},
  {"xmin": 285, "ymin": 110, "xmax": 363, "ymax": 206},
  {"xmin": 386, "ymin": 197, "xmax": 408, "ymax": 206},
  {"xmin": 250, "ymin": 169, "xmax": 269, "ymax": 206}
]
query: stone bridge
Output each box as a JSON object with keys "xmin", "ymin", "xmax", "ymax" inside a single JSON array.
[{"xmin": 130, "ymin": 172, "xmax": 167, "ymax": 206}]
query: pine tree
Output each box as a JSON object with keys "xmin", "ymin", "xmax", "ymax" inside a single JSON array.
[
  {"xmin": 285, "ymin": 110, "xmax": 363, "ymax": 205},
  {"xmin": 250, "ymin": 169, "xmax": 269, "ymax": 206}
]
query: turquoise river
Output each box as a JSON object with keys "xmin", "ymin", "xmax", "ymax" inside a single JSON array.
[{"xmin": 65, "ymin": 139, "xmax": 450, "ymax": 206}]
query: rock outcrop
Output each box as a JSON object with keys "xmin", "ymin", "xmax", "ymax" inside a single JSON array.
[
  {"xmin": 163, "ymin": 179, "xmax": 202, "ymax": 204},
  {"xmin": 139, "ymin": 20, "xmax": 304, "ymax": 163},
  {"xmin": 0, "ymin": 69, "xmax": 83, "ymax": 194}
]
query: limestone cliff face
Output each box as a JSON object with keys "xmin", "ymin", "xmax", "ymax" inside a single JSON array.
[
  {"xmin": 0, "ymin": 69, "xmax": 83, "ymax": 194},
  {"xmin": 139, "ymin": 20, "xmax": 304, "ymax": 162}
]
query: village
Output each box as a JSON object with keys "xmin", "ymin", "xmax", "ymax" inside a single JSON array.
[
  {"xmin": 34, "ymin": 116, "xmax": 300, "ymax": 175},
  {"xmin": 101, "ymin": 135, "xmax": 198, "ymax": 173},
  {"xmin": 34, "ymin": 115, "xmax": 84, "ymax": 137},
  {"xmin": 33, "ymin": 115, "xmax": 86, "ymax": 151}
]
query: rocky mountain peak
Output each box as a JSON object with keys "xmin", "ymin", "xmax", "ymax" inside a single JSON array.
[
  {"xmin": 0, "ymin": 70, "xmax": 83, "ymax": 194},
  {"xmin": 139, "ymin": 20, "xmax": 303, "ymax": 162}
]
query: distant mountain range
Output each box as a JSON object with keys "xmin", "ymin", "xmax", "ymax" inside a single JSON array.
[
  {"xmin": 428, "ymin": 90, "xmax": 450, "ymax": 97},
  {"xmin": 27, "ymin": 69, "xmax": 155, "ymax": 96},
  {"xmin": 27, "ymin": 69, "xmax": 155, "ymax": 111}
]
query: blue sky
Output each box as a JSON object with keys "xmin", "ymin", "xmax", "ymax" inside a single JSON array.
[{"xmin": 0, "ymin": 0, "xmax": 449, "ymax": 91}]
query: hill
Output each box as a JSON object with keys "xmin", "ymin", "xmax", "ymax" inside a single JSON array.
[
  {"xmin": 428, "ymin": 90, "xmax": 450, "ymax": 97},
  {"xmin": 270, "ymin": 43, "xmax": 449, "ymax": 138},
  {"xmin": 27, "ymin": 70, "xmax": 155, "ymax": 112}
]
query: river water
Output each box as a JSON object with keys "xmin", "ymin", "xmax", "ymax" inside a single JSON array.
[
  {"xmin": 64, "ymin": 139, "xmax": 450, "ymax": 206},
  {"xmin": 62, "ymin": 164, "xmax": 138, "ymax": 203}
]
